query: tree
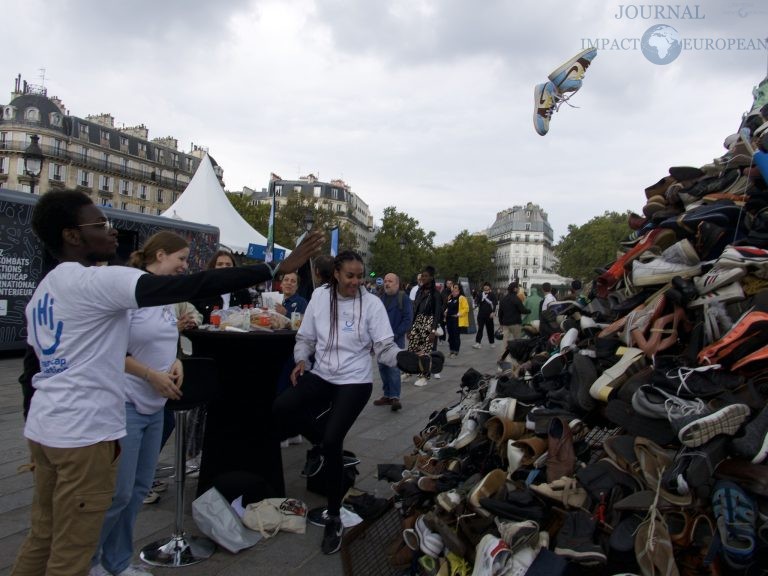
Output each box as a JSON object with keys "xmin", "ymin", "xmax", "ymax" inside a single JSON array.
[
  {"xmin": 225, "ymin": 193, "xmax": 270, "ymax": 233},
  {"xmin": 553, "ymin": 211, "xmax": 630, "ymax": 281},
  {"xmin": 368, "ymin": 207, "xmax": 435, "ymax": 285},
  {"xmin": 434, "ymin": 230, "xmax": 496, "ymax": 289}
]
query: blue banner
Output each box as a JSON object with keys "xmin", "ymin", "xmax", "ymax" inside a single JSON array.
[{"xmin": 247, "ymin": 243, "xmax": 286, "ymax": 262}]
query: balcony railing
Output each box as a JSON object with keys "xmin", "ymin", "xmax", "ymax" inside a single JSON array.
[{"xmin": 0, "ymin": 139, "xmax": 190, "ymax": 192}]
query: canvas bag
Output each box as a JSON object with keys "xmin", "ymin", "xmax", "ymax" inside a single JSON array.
[
  {"xmin": 192, "ymin": 487, "xmax": 261, "ymax": 553},
  {"xmin": 242, "ymin": 497, "xmax": 308, "ymax": 538}
]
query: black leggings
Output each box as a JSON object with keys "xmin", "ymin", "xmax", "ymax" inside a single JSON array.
[
  {"xmin": 476, "ymin": 315, "xmax": 495, "ymax": 344},
  {"xmin": 272, "ymin": 372, "xmax": 372, "ymax": 516}
]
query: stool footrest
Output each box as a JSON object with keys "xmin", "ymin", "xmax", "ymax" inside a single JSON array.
[{"xmin": 140, "ymin": 533, "xmax": 215, "ymax": 567}]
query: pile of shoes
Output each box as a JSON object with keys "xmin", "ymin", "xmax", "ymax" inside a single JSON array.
[{"xmin": 380, "ymin": 78, "xmax": 768, "ymax": 574}]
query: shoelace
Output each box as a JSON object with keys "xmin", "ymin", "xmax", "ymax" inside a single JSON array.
[
  {"xmin": 664, "ymin": 396, "xmax": 707, "ymax": 419},
  {"xmin": 666, "ymin": 364, "xmax": 722, "ymax": 397}
]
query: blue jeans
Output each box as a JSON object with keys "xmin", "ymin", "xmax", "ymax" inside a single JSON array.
[
  {"xmin": 94, "ymin": 403, "xmax": 163, "ymax": 574},
  {"xmin": 378, "ymin": 363, "xmax": 402, "ymax": 399}
]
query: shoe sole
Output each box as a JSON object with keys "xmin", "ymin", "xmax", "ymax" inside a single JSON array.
[
  {"xmin": 547, "ymin": 47, "xmax": 597, "ymax": 90},
  {"xmin": 588, "ymin": 348, "xmax": 645, "ymax": 401},
  {"xmin": 679, "ymin": 404, "xmax": 751, "ymax": 447},
  {"xmin": 553, "ymin": 546, "xmax": 607, "ymax": 563},
  {"xmin": 633, "ymin": 264, "xmax": 702, "ymax": 286},
  {"xmin": 752, "ymin": 430, "xmax": 768, "ymax": 464}
]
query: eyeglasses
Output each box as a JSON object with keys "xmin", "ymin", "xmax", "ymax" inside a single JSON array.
[{"xmin": 77, "ymin": 219, "xmax": 114, "ymax": 231}]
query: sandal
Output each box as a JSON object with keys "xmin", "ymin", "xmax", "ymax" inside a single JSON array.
[
  {"xmin": 711, "ymin": 480, "xmax": 757, "ymax": 569},
  {"xmin": 529, "ymin": 476, "xmax": 588, "ymax": 509}
]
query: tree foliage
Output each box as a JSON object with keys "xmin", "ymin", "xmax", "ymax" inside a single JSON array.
[
  {"xmin": 368, "ymin": 207, "xmax": 435, "ymax": 285},
  {"xmin": 434, "ymin": 230, "xmax": 496, "ymax": 288},
  {"xmin": 553, "ymin": 211, "xmax": 630, "ymax": 281}
]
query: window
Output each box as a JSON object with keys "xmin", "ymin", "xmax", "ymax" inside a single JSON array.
[
  {"xmin": 53, "ymin": 139, "xmax": 65, "ymax": 156},
  {"xmin": 3, "ymin": 106, "xmax": 16, "ymax": 119},
  {"xmin": 49, "ymin": 112, "xmax": 63, "ymax": 127},
  {"xmin": 155, "ymin": 148, "xmax": 163, "ymax": 163},
  {"xmin": 138, "ymin": 143, "xmax": 146, "ymax": 157},
  {"xmin": 525, "ymin": 223, "xmax": 531, "ymax": 231},
  {"xmin": 157, "ymin": 189, "xmax": 164, "ymax": 203},
  {"xmin": 185, "ymin": 157, "xmax": 193, "ymax": 171},
  {"xmin": 525, "ymin": 234, "xmax": 530, "ymax": 242},
  {"xmin": 0, "ymin": 157, "xmax": 7, "ymax": 174},
  {"xmin": 77, "ymin": 169, "xmax": 92, "ymax": 187},
  {"xmin": 139, "ymin": 205, "xmax": 146, "ymax": 214},
  {"xmin": 80, "ymin": 145, "xmax": 88, "ymax": 161},
  {"xmin": 98, "ymin": 175, "xmax": 112, "ymax": 192},
  {"xmin": 48, "ymin": 163, "xmax": 65, "ymax": 181},
  {"xmin": 533, "ymin": 257, "xmax": 539, "ymax": 265},
  {"xmin": 313, "ymin": 186, "xmax": 321, "ymax": 198},
  {"xmin": 0, "ymin": 132, "xmax": 8, "ymax": 149},
  {"xmin": 100, "ymin": 197, "xmax": 109, "ymax": 207},
  {"xmin": 120, "ymin": 136, "xmax": 128, "ymax": 148},
  {"xmin": 121, "ymin": 157, "xmax": 128, "ymax": 173},
  {"xmin": 25, "ymin": 108, "xmax": 40, "ymax": 122},
  {"xmin": 139, "ymin": 184, "xmax": 147, "ymax": 199},
  {"xmin": 120, "ymin": 180, "xmax": 130, "ymax": 195},
  {"xmin": 79, "ymin": 123, "xmax": 89, "ymax": 138},
  {"xmin": 156, "ymin": 208, "xmax": 163, "ymax": 215},
  {"xmin": 172, "ymin": 153, "xmax": 178, "ymax": 167},
  {"xmin": 274, "ymin": 185, "xmax": 282, "ymax": 197},
  {"xmin": 293, "ymin": 185, "xmax": 302, "ymax": 194},
  {"xmin": 101, "ymin": 130, "xmax": 110, "ymax": 142},
  {"xmin": 120, "ymin": 201, "xmax": 128, "ymax": 210},
  {"xmin": 523, "ymin": 269, "xmax": 528, "ymax": 278}
]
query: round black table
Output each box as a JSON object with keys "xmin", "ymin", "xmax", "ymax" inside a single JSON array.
[{"xmin": 183, "ymin": 328, "xmax": 296, "ymax": 497}]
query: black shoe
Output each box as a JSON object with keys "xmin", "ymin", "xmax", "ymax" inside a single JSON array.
[
  {"xmin": 321, "ymin": 515, "xmax": 343, "ymax": 555},
  {"xmin": 391, "ymin": 399, "xmax": 402, "ymax": 412},
  {"xmin": 308, "ymin": 506, "xmax": 331, "ymax": 527},
  {"xmin": 301, "ymin": 446, "xmax": 324, "ymax": 478}
]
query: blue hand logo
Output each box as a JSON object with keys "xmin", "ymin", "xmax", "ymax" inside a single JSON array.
[{"xmin": 32, "ymin": 293, "xmax": 64, "ymax": 355}]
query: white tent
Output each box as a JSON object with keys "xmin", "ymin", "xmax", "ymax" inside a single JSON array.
[{"xmin": 162, "ymin": 154, "xmax": 286, "ymax": 255}]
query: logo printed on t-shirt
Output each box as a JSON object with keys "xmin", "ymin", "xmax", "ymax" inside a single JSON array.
[{"xmin": 32, "ymin": 292, "xmax": 64, "ymax": 356}]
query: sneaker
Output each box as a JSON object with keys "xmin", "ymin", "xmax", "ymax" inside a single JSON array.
[
  {"xmin": 661, "ymin": 238, "xmax": 700, "ymax": 265},
  {"xmin": 88, "ymin": 565, "xmax": 110, "ymax": 576},
  {"xmin": 414, "ymin": 377, "xmax": 429, "ymax": 387},
  {"xmin": 717, "ymin": 245, "xmax": 768, "ymax": 271},
  {"xmin": 472, "ymin": 534, "xmax": 513, "ymax": 575},
  {"xmin": 665, "ymin": 395, "xmax": 750, "ymax": 448},
  {"xmin": 114, "ymin": 566, "xmax": 153, "ymax": 576},
  {"xmin": 433, "ymin": 372, "xmax": 441, "ymax": 379},
  {"xmin": 533, "ymin": 81, "xmax": 558, "ymax": 136},
  {"xmin": 449, "ymin": 416, "xmax": 480, "ymax": 449},
  {"xmin": 373, "ymin": 396, "xmax": 394, "ymax": 406},
  {"xmin": 732, "ymin": 405, "xmax": 768, "ymax": 463},
  {"xmin": 632, "ymin": 256, "xmax": 702, "ymax": 286},
  {"xmin": 693, "ymin": 266, "xmax": 747, "ymax": 295},
  {"xmin": 472, "ymin": 342, "xmax": 482, "ymax": 349},
  {"xmin": 150, "ymin": 479, "xmax": 167, "ymax": 493},
  {"xmin": 301, "ymin": 446, "xmax": 324, "ymax": 478},
  {"xmin": 308, "ymin": 506, "xmax": 332, "ymax": 527},
  {"xmin": 490, "ymin": 343, "xmax": 496, "ymax": 349},
  {"xmin": 321, "ymin": 515, "xmax": 344, "ymax": 555},
  {"xmin": 488, "ymin": 397, "xmax": 517, "ymax": 421},
  {"xmin": 467, "ymin": 469, "xmax": 507, "ymax": 515},
  {"xmin": 390, "ymin": 398, "xmax": 402, "ymax": 412},
  {"xmin": 588, "ymin": 347, "xmax": 646, "ymax": 402},
  {"xmin": 446, "ymin": 391, "xmax": 484, "ymax": 423},
  {"xmin": 687, "ymin": 280, "xmax": 745, "ymax": 308},
  {"xmin": 553, "ymin": 510, "xmax": 607, "ymax": 565},
  {"xmin": 547, "ymin": 47, "xmax": 598, "ymax": 93},
  {"xmin": 142, "ymin": 490, "xmax": 161, "ymax": 505}
]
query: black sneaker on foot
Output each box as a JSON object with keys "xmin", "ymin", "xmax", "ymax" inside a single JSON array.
[
  {"xmin": 308, "ymin": 506, "xmax": 331, "ymax": 527},
  {"xmin": 321, "ymin": 516, "xmax": 343, "ymax": 555},
  {"xmin": 301, "ymin": 446, "xmax": 324, "ymax": 478}
]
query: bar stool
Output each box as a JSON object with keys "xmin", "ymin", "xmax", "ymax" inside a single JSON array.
[{"xmin": 141, "ymin": 357, "xmax": 218, "ymax": 567}]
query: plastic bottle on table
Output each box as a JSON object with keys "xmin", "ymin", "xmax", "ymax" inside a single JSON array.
[{"xmin": 210, "ymin": 306, "xmax": 222, "ymax": 327}]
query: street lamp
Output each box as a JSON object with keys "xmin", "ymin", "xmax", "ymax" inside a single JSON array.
[
  {"xmin": 23, "ymin": 134, "xmax": 43, "ymax": 195},
  {"xmin": 303, "ymin": 209, "xmax": 315, "ymax": 232}
]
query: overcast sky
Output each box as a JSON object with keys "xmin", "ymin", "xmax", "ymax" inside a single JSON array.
[{"xmin": 4, "ymin": 0, "xmax": 767, "ymax": 243}]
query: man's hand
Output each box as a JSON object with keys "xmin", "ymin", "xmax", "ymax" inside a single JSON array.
[
  {"xmin": 277, "ymin": 231, "xmax": 325, "ymax": 274},
  {"xmin": 290, "ymin": 361, "xmax": 306, "ymax": 386}
]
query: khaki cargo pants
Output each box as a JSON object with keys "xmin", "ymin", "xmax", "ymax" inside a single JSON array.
[{"xmin": 12, "ymin": 440, "xmax": 120, "ymax": 576}]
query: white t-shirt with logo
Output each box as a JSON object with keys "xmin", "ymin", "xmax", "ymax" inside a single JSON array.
[
  {"xmin": 125, "ymin": 304, "xmax": 179, "ymax": 415},
  {"xmin": 25, "ymin": 262, "xmax": 144, "ymax": 448},
  {"xmin": 296, "ymin": 287, "xmax": 393, "ymax": 384}
]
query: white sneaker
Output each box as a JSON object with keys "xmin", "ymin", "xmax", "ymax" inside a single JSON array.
[
  {"xmin": 280, "ymin": 440, "xmax": 291, "ymax": 448},
  {"xmin": 490, "ymin": 343, "xmax": 496, "ymax": 349},
  {"xmin": 89, "ymin": 566, "xmax": 110, "ymax": 576},
  {"xmin": 142, "ymin": 490, "xmax": 161, "ymax": 505},
  {"xmin": 433, "ymin": 373, "xmax": 441, "ymax": 379},
  {"xmin": 114, "ymin": 566, "xmax": 153, "ymax": 576},
  {"xmin": 472, "ymin": 343, "xmax": 482, "ymax": 349},
  {"xmin": 414, "ymin": 377, "xmax": 429, "ymax": 387}
]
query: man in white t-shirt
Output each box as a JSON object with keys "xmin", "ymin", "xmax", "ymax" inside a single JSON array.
[
  {"xmin": 12, "ymin": 190, "xmax": 323, "ymax": 576},
  {"xmin": 409, "ymin": 273, "xmax": 421, "ymax": 300},
  {"xmin": 541, "ymin": 282, "xmax": 557, "ymax": 312}
]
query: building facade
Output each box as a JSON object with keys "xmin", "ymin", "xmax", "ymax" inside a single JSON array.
[
  {"xmin": 486, "ymin": 202, "xmax": 570, "ymax": 292},
  {"xmin": 245, "ymin": 173, "xmax": 375, "ymax": 263},
  {"xmin": 0, "ymin": 75, "xmax": 221, "ymax": 215}
]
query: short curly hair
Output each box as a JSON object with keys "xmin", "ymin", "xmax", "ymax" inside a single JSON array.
[{"xmin": 31, "ymin": 190, "xmax": 93, "ymax": 258}]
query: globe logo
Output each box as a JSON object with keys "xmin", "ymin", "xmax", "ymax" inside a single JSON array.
[{"xmin": 641, "ymin": 24, "xmax": 682, "ymax": 65}]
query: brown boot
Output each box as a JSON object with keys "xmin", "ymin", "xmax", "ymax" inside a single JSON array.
[{"xmin": 546, "ymin": 417, "xmax": 576, "ymax": 482}]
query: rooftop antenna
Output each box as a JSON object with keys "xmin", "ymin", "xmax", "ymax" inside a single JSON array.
[{"xmin": 38, "ymin": 68, "xmax": 46, "ymax": 87}]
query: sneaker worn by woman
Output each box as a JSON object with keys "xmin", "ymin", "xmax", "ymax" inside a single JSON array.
[{"xmin": 321, "ymin": 515, "xmax": 344, "ymax": 554}]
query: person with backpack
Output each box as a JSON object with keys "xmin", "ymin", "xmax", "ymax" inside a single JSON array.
[{"xmin": 373, "ymin": 273, "xmax": 413, "ymax": 411}]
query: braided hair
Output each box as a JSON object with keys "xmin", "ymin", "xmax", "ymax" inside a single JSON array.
[{"xmin": 324, "ymin": 250, "xmax": 365, "ymax": 364}]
